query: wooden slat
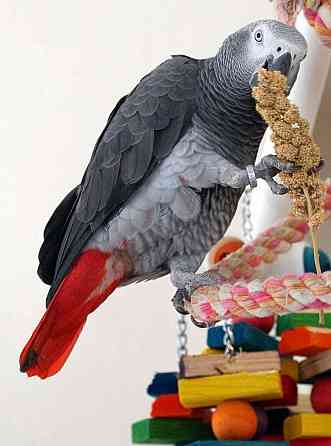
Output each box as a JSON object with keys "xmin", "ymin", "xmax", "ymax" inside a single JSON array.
[
  {"xmin": 284, "ymin": 414, "xmax": 331, "ymax": 440},
  {"xmin": 276, "ymin": 313, "xmax": 331, "ymax": 336},
  {"xmin": 207, "ymin": 322, "xmax": 279, "ymax": 352},
  {"xmin": 279, "ymin": 327, "xmax": 331, "ymax": 357},
  {"xmin": 151, "ymin": 394, "xmax": 210, "ymax": 419},
  {"xmin": 299, "ymin": 348, "xmax": 331, "ymax": 381},
  {"xmin": 147, "ymin": 372, "xmax": 178, "ymax": 397},
  {"xmin": 180, "ymin": 351, "xmax": 280, "ymax": 378},
  {"xmin": 178, "ymin": 371, "xmax": 282, "ymax": 409},
  {"xmin": 131, "ymin": 418, "xmax": 214, "ymax": 444}
]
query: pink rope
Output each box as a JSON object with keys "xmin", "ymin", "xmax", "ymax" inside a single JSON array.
[{"xmin": 186, "ymin": 180, "xmax": 331, "ymax": 325}]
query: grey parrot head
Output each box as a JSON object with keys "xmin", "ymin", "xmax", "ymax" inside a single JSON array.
[{"xmin": 217, "ymin": 19, "xmax": 307, "ymax": 94}]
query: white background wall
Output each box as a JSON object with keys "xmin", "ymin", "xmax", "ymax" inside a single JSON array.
[{"xmin": 1, "ymin": 2, "xmax": 330, "ymax": 445}]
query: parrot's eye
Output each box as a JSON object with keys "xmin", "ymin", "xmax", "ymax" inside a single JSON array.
[{"xmin": 254, "ymin": 30, "xmax": 263, "ymax": 42}]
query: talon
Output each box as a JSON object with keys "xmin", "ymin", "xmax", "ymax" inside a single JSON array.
[
  {"xmin": 270, "ymin": 179, "xmax": 288, "ymax": 195},
  {"xmin": 172, "ymin": 289, "xmax": 190, "ymax": 315},
  {"xmin": 190, "ymin": 315, "xmax": 209, "ymax": 328},
  {"xmin": 190, "ymin": 315, "xmax": 217, "ymax": 328}
]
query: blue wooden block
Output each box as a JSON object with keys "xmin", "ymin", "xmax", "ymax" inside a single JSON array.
[
  {"xmin": 304, "ymin": 246, "xmax": 331, "ymax": 273},
  {"xmin": 207, "ymin": 322, "xmax": 279, "ymax": 351},
  {"xmin": 147, "ymin": 372, "xmax": 178, "ymax": 397},
  {"xmin": 186, "ymin": 442, "xmax": 288, "ymax": 446}
]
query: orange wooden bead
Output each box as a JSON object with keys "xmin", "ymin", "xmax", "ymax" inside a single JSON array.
[
  {"xmin": 208, "ymin": 236, "xmax": 244, "ymax": 266},
  {"xmin": 211, "ymin": 400, "xmax": 258, "ymax": 440}
]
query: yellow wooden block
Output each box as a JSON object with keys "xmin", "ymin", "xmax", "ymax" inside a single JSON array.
[
  {"xmin": 281, "ymin": 358, "xmax": 299, "ymax": 382},
  {"xmin": 178, "ymin": 371, "xmax": 282, "ymax": 408},
  {"xmin": 200, "ymin": 348, "xmax": 222, "ymax": 355},
  {"xmin": 284, "ymin": 414, "xmax": 331, "ymax": 440}
]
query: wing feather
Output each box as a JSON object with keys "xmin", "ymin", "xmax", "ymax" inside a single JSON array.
[{"xmin": 47, "ymin": 55, "xmax": 200, "ymax": 305}]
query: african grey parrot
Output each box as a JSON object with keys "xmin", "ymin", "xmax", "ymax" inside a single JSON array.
[{"xmin": 20, "ymin": 19, "xmax": 307, "ymax": 378}]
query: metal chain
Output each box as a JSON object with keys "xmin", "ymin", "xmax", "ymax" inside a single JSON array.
[
  {"xmin": 222, "ymin": 187, "xmax": 255, "ymax": 359},
  {"xmin": 242, "ymin": 186, "xmax": 254, "ymax": 242},
  {"xmin": 176, "ymin": 314, "xmax": 188, "ymax": 361},
  {"xmin": 222, "ymin": 318, "xmax": 236, "ymax": 359}
]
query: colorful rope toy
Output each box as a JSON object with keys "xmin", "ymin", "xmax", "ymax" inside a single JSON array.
[
  {"xmin": 274, "ymin": 0, "xmax": 331, "ymax": 48},
  {"xmin": 184, "ymin": 180, "xmax": 331, "ymax": 326}
]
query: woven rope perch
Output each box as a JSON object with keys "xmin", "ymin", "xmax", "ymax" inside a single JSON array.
[{"xmin": 185, "ymin": 179, "xmax": 331, "ymax": 325}]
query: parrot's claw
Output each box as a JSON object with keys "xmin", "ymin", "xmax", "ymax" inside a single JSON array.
[
  {"xmin": 190, "ymin": 315, "xmax": 217, "ymax": 329},
  {"xmin": 172, "ymin": 288, "xmax": 190, "ymax": 315},
  {"xmin": 254, "ymin": 154, "xmax": 298, "ymax": 195}
]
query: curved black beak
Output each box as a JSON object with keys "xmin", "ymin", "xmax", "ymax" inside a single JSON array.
[{"xmin": 250, "ymin": 52, "xmax": 293, "ymax": 89}]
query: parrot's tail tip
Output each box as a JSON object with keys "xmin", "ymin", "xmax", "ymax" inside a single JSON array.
[
  {"xmin": 19, "ymin": 248, "xmax": 128, "ymax": 379},
  {"xmin": 20, "ymin": 349, "xmax": 38, "ymax": 373}
]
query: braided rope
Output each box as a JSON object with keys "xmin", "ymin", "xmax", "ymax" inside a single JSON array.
[{"xmin": 186, "ymin": 180, "xmax": 331, "ymax": 325}]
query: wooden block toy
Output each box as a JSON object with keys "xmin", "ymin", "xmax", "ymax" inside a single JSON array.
[
  {"xmin": 262, "ymin": 375, "xmax": 298, "ymax": 407},
  {"xmin": 300, "ymin": 348, "xmax": 331, "ymax": 381},
  {"xmin": 147, "ymin": 372, "xmax": 178, "ymax": 397},
  {"xmin": 207, "ymin": 323, "xmax": 279, "ymax": 352},
  {"xmin": 291, "ymin": 440, "xmax": 331, "ymax": 446},
  {"xmin": 131, "ymin": 418, "xmax": 215, "ymax": 444},
  {"xmin": 311, "ymin": 377, "xmax": 331, "ymax": 413},
  {"xmin": 179, "ymin": 441, "xmax": 288, "ymax": 446},
  {"xmin": 180, "ymin": 352, "xmax": 280, "ymax": 378},
  {"xmin": 279, "ymin": 327, "xmax": 331, "ymax": 357},
  {"xmin": 284, "ymin": 414, "xmax": 331, "ymax": 441},
  {"xmin": 178, "ymin": 371, "xmax": 282, "ymax": 408},
  {"xmin": 151, "ymin": 394, "xmax": 210, "ymax": 419},
  {"xmin": 281, "ymin": 358, "xmax": 299, "ymax": 382},
  {"xmin": 276, "ymin": 313, "xmax": 331, "ymax": 336},
  {"xmin": 265, "ymin": 408, "xmax": 290, "ymax": 435}
]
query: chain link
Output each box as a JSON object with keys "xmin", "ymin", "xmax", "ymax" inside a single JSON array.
[
  {"xmin": 221, "ymin": 187, "xmax": 255, "ymax": 359},
  {"xmin": 222, "ymin": 318, "xmax": 236, "ymax": 359},
  {"xmin": 242, "ymin": 187, "xmax": 254, "ymax": 242},
  {"xmin": 177, "ymin": 314, "xmax": 188, "ymax": 361}
]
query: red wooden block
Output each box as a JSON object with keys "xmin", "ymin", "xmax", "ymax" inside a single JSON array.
[
  {"xmin": 151, "ymin": 394, "xmax": 211, "ymax": 420},
  {"xmin": 311, "ymin": 377, "xmax": 331, "ymax": 413},
  {"xmin": 279, "ymin": 327, "xmax": 331, "ymax": 357},
  {"xmin": 291, "ymin": 440, "xmax": 331, "ymax": 446},
  {"xmin": 262, "ymin": 375, "xmax": 298, "ymax": 407}
]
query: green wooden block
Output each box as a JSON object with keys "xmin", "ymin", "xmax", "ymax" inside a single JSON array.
[
  {"xmin": 132, "ymin": 418, "xmax": 214, "ymax": 444},
  {"xmin": 276, "ymin": 313, "xmax": 331, "ymax": 336}
]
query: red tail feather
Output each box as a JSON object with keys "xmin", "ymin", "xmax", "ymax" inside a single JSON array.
[{"xmin": 20, "ymin": 249, "xmax": 126, "ymax": 379}]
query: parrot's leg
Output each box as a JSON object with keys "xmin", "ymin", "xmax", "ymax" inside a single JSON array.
[{"xmin": 218, "ymin": 154, "xmax": 298, "ymax": 195}]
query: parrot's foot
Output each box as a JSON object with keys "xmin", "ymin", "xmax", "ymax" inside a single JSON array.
[
  {"xmin": 171, "ymin": 270, "xmax": 220, "ymax": 327},
  {"xmin": 172, "ymin": 288, "xmax": 216, "ymax": 328},
  {"xmin": 254, "ymin": 154, "xmax": 298, "ymax": 195},
  {"xmin": 180, "ymin": 271, "xmax": 220, "ymax": 297}
]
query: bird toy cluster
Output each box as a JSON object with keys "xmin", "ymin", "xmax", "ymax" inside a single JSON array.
[
  {"xmin": 132, "ymin": 299, "xmax": 331, "ymax": 444},
  {"xmin": 185, "ymin": 180, "xmax": 331, "ymax": 325},
  {"xmin": 274, "ymin": 0, "xmax": 331, "ymax": 48}
]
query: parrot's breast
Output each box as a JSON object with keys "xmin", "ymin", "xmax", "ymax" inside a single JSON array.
[{"xmin": 86, "ymin": 126, "xmax": 244, "ymax": 281}]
